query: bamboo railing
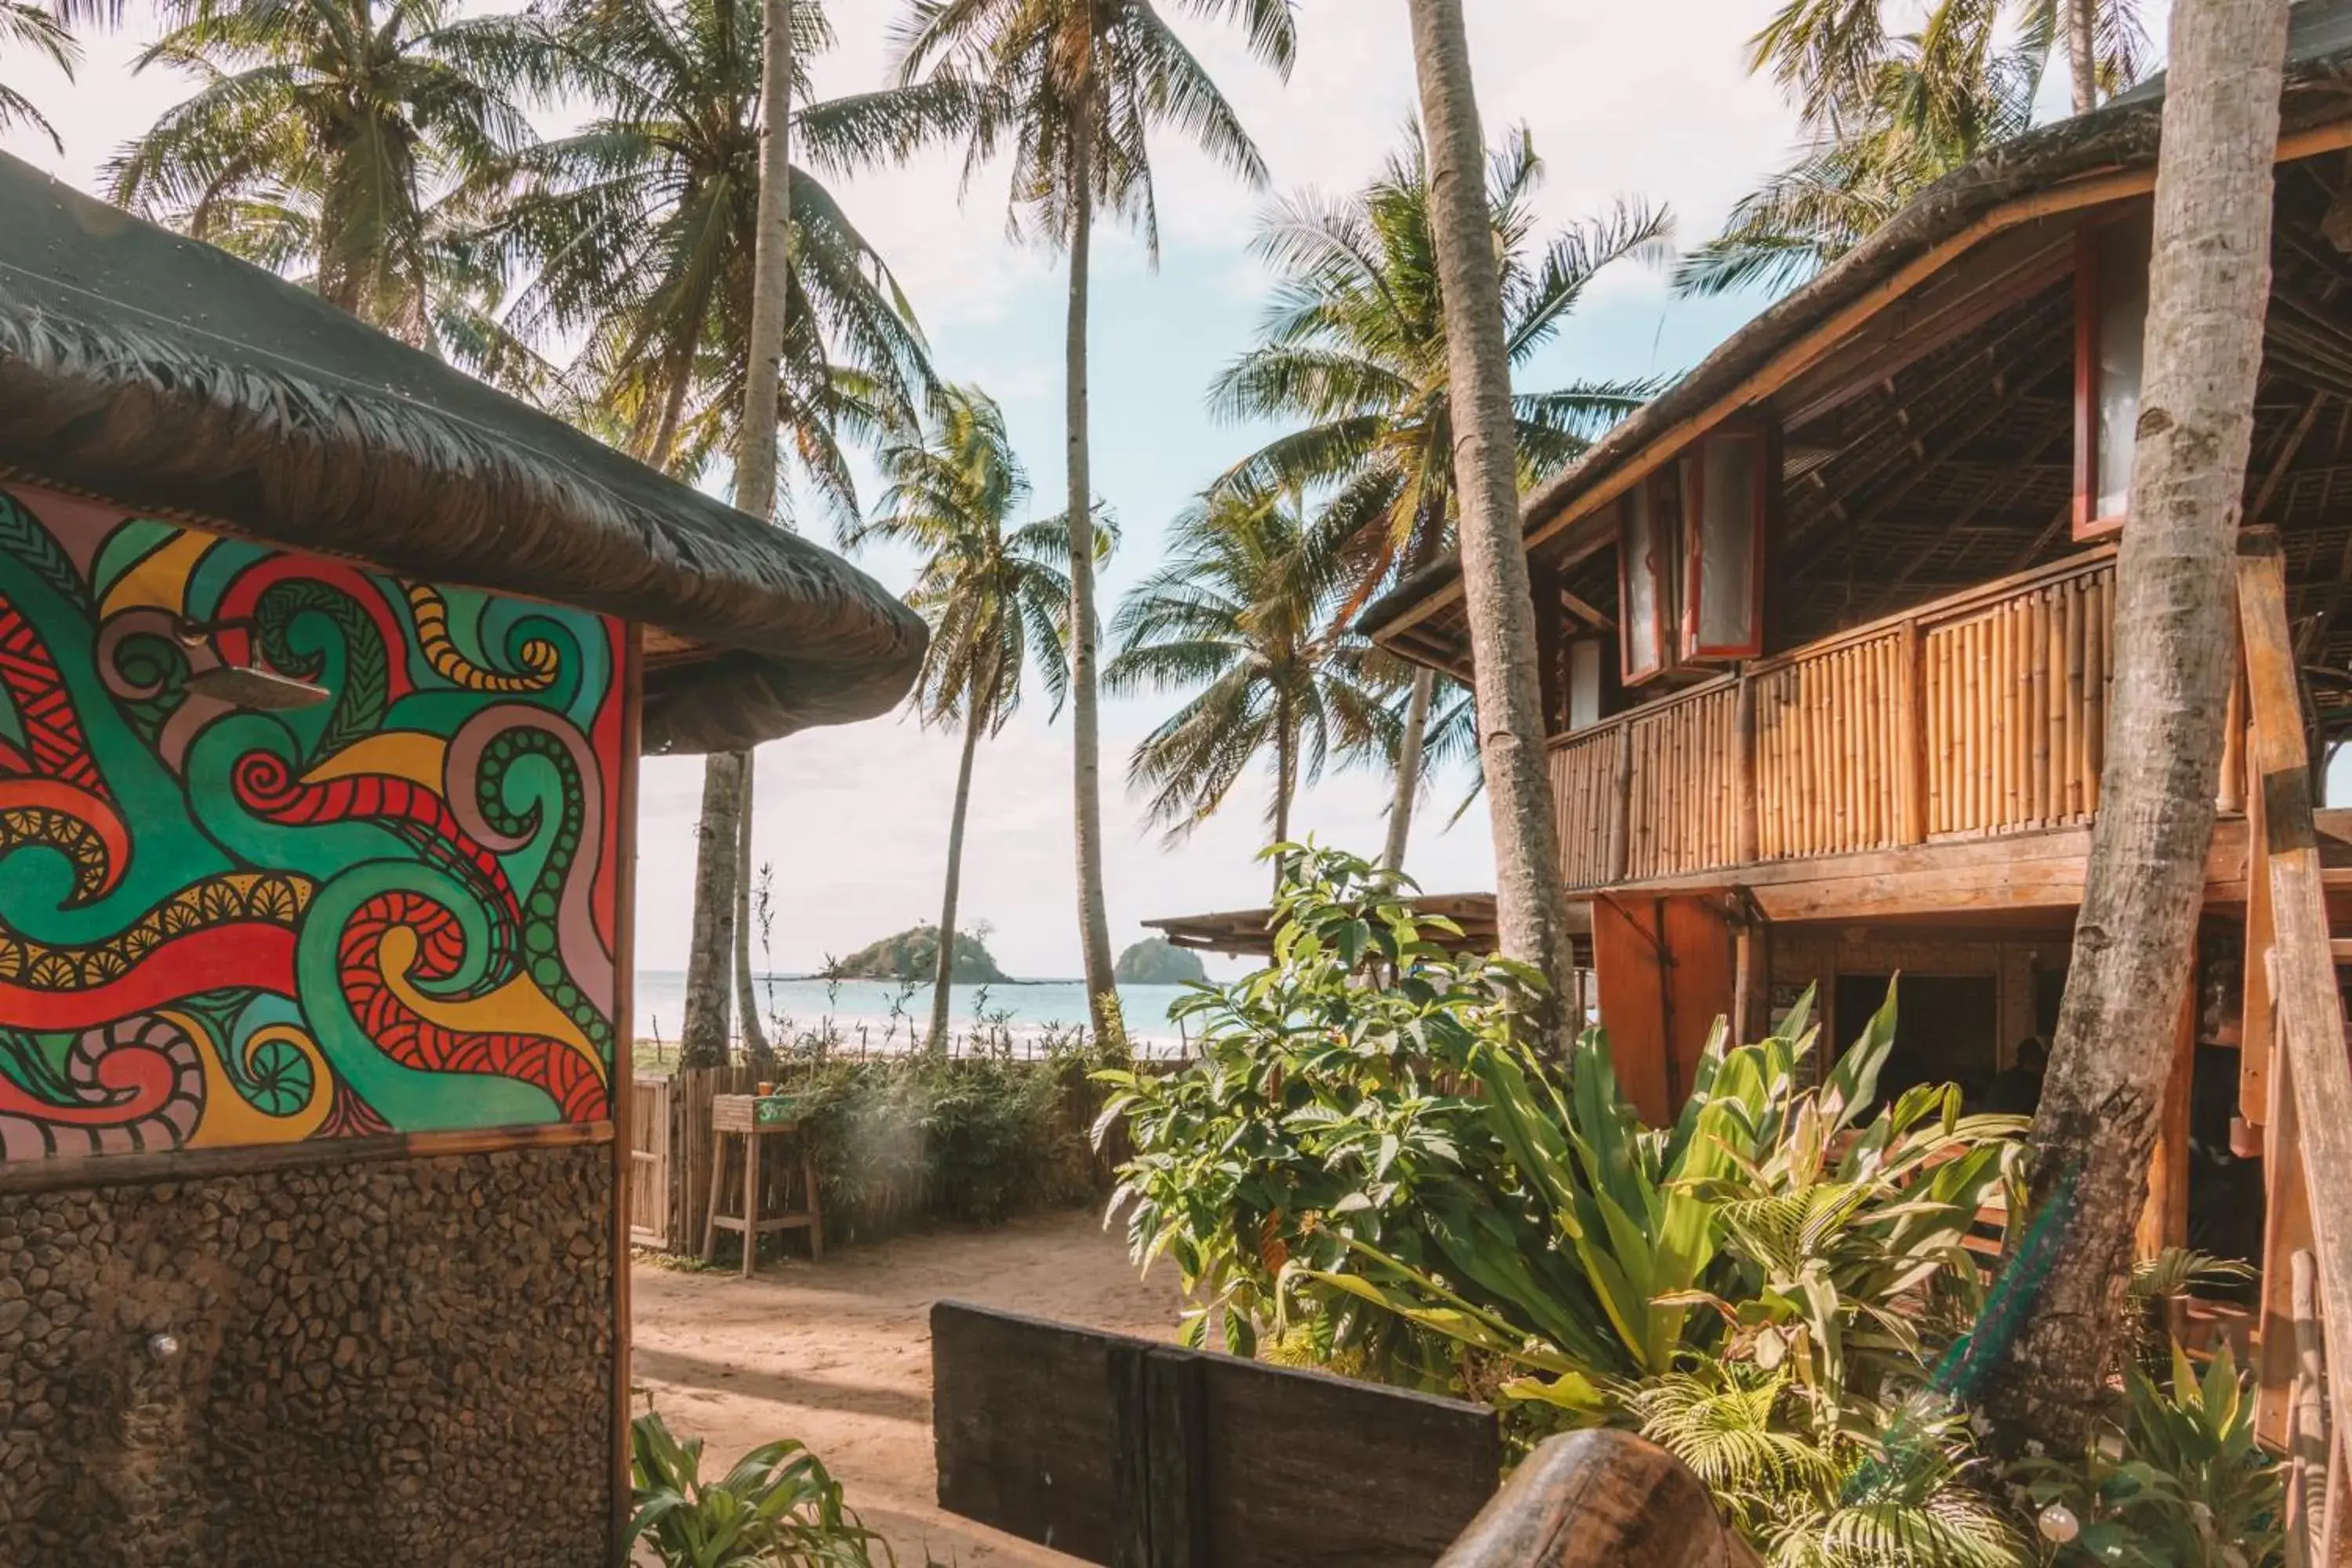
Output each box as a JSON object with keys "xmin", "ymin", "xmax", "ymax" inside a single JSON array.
[{"xmin": 1548, "ymin": 549, "xmax": 2140, "ymax": 891}]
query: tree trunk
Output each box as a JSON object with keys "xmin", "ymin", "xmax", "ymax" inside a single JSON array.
[
  {"xmin": 679, "ymin": 749, "xmax": 746, "ymax": 1069},
  {"xmin": 1987, "ymin": 0, "xmax": 2287, "ymax": 1450},
  {"xmin": 734, "ymin": 751, "xmax": 772, "ymax": 1069},
  {"xmin": 681, "ymin": 0, "xmax": 793, "ymax": 1074},
  {"xmin": 1403, "ymin": 0, "xmax": 1580, "ymax": 1036},
  {"xmin": 1065, "ymin": 96, "xmax": 1119, "ymax": 1044},
  {"xmin": 2066, "ymin": 0, "xmax": 2100, "ymax": 114},
  {"xmin": 1272, "ymin": 695, "xmax": 1296, "ymax": 905},
  {"xmin": 1384, "ymin": 665, "xmax": 1436, "ymax": 873},
  {"xmin": 927, "ymin": 691, "xmax": 986, "ymax": 1055}
]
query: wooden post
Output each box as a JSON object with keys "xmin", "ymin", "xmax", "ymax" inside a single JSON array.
[
  {"xmin": 2239, "ymin": 529, "xmax": 2352, "ymax": 1462},
  {"xmin": 1899, "ymin": 618, "xmax": 1927, "ymax": 843},
  {"xmin": 1733, "ymin": 673, "xmax": 1759, "ymax": 866},
  {"xmin": 1607, "ymin": 729, "xmax": 1632, "ymax": 884},
  {"xmin": 2288, "ymin": 1249, "xmax": 2330, "ymax": 1566},
  {"xmin": 2136, "ymin": 969, "xmax": 2198, "ymax": 1265}
]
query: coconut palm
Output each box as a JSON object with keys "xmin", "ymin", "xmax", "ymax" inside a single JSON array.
[
  {"xmin": 846, "ymin": 387, "xmax": 1083, "ymax": 1054},
  {"xmin": 1210, "ymin": 125, "xmax": 1665, "ymax": 870},
  {"xmin": 107, "ymin": 0, "xmax": 554, "ymax": 350},
  {"xmin": 1, "ymin": 1, "xmax": 77, "ymax": 153},
  {"xmin": 890, "ymin": 0, "xmax": 1297, "ymax": 1041},
  {"xmin": 489, "ymin": 0, "xmax": 938, "ymax": 503},
  {"xmin": 1679, "ymin": 0, "xmax": 2149, "ymax": 299},
  {"xmin": 1107, "ymin": 492, "xmax": 1397, "ymax": 895}
]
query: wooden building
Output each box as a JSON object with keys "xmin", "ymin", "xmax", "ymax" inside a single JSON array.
[
  {"xmin": 0, "ymin": 155, "xmax": 923, "ymax": 1563},
  {"xmin": 1363, "ymin": 0, "xmax": 2352, "ymax": 1433}
]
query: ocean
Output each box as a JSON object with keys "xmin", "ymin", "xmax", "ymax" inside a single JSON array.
[{"xmin": 630, "ymin": 971, "xmax": 1207, "ymax": 1055}]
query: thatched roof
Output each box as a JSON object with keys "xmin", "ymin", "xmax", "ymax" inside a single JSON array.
[
  {"xmin": 0, "ymin": 154, "xmax": 925, "ymax": 756},
  {"xmin": 1361, "ymin": 0, "xmax": 2352, "ymax": 645}
]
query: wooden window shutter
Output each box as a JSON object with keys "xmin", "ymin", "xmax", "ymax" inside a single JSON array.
[{"xmin": 1682, "ymin": 428, "xmax": 1769, "ymax": 661}]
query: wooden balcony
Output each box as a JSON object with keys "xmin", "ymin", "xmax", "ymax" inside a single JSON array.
[{"xmin": 1548, "ymin": 546, "xmax": 2241, "ymax": 899}]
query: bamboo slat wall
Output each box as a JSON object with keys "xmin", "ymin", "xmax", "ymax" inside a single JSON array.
[
  {"xmin": 1754, "ymin": 630, "xmax": 1911, "ymax": 860},
  {"xmin": 1923, "ymin": 561, "xmax": 2114, "ymax": 837},
  {"xmin": 1624, "ymin": 687, "xmax": 1738, "ymax": 880},
  {"xmin": 1542, "ymin": 550, "xmax": 2136, "ymax": 891},
  {"xmin": 1551, "ymin": 727, "xmax": 1624, "ymax": 888}
]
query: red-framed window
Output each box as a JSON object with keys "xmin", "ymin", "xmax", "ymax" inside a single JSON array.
[{"xmin": 1681, "ymin": 428, "xmax": 1769, "ymax": 660}]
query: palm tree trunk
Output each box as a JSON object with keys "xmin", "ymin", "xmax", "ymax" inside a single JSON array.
[
  {"xmin": 1383, "ymin": 665, "xmax": 1436, "ymax": 873},
  {"xmin": 2066, "ymin": 0, "xmax": 2100, "ymax": 114},
  {"xmin": 1065, "ymin": 93, "xmax": 1119, "ymax": 1044},
  {"xmin": 927, "ymin": 691, "xmax": 987, "ymax": 1055},
  {"xmin": 734, "ymin": 752, "xmax": 772, "ymax": 1069},
  {"xmin": 678, "ymin": 749, "xmax": 745, "ymax": 1069},
  {"xmin": 1403, "ymin": 0, "xmax": 1579, "ymax": 1037},
  {"xmin": 1988, "ymin": 0, "xmax": 2288, "ymax": 1450},
  {"xmin": 1272, "ymin": 700, "xmax": 1295, "ymax": 906},
  {"xmin": 681, "ymin": 0, "xmax": 794, "ymax": 1073}
]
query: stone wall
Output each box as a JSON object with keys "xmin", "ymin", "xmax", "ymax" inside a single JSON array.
[{"xmin": 0, "ymin": 1144, "xmax": 617, "ymax": 1567}]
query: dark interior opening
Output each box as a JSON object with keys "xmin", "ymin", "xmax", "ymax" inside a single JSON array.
[{"xmin": 1832, "ymin": 973, "xmax": 2000, "ymax": 1105}]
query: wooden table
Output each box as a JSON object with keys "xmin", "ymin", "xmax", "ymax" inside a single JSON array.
[{"xmin": 701, "ymin": 1094, "xmax": 823, "ymax": 1277}]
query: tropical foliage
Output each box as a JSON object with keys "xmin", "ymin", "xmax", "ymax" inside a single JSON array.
[
  {"xmin": 1102, "ymin": 845, "xmax": 2036, "ymax": 1562},
  {"xmin": 0, "ymin": 0, "xmax": 78, "ymax": 152},
  {"xmin": 107, "ymin": 0, "xmax": 554, "ymax": 354},
  {"xmin": 2011, "ymin": 1343, "xmax": 2283, "ymax": 1567},
  {"xmin": 628, "ymin": 1410, "xmax": 884, "ymax": 1567},
  {"xmin": 489, "ymin": 0, "xmax": 935, "ymax": 506},
  {"xmin": 1679, "ymin": 0, "xmax": 2151, "ymax": 297},
  {"xmin": 1106, "ymin": 496, "xmax": 1397, "ymax": 850},
  {"xmin": 888, "ymin": 0, "xmax": 1298, "ymax": 1035}
]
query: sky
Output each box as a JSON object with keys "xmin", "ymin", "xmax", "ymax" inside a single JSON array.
[{"xmin": 0, "ymin": 0, "xmax": 1810, "ymax": 982}]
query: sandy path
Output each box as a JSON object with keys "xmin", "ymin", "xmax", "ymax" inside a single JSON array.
[{"xmin": 630, "ymin": 1208, "xmax": 1185, "ymax": 1566}]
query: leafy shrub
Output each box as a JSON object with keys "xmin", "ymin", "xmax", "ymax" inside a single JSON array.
[
  {"xmin": 2011, "ymin": 1341, "xmax": 2283, "ymax": 1567},
  {"xmin": 628, "ymin": 1410, "xmax": 885, "ymax": 1567},
  {"xmin": 785, "ymin": 1042, "xmax": 1119, "ymax": 1240}
]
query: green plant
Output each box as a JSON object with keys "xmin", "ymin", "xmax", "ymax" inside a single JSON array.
[
  {"xmin": 2011, "ymin": 1342, "xmax": 2283, "ymax": 1568},
  {"xmin": 628, "ymin": 1410, "xmax": 885, "ymax": 1567},
  {"xmin": 1631, "ymin": 1365, "xmax": 2023, "ymax": 1567}
]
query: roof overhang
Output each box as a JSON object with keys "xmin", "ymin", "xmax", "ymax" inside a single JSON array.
[
  {"xmin": 1360, "ymin": 2, "xmax": 2352, "ymax": 664},
  {"xmin": 0, "ymin": 156, "xmax": 926, "ymax": 755}
]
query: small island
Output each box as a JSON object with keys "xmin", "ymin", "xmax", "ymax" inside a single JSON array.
[
  {"xmin": 829, "ymin": 924, "xmax": 1008, "ymax": 983},
  {"xmin": 1113, "ymin": 936, "xmax": 1208, "ymax": 985}
]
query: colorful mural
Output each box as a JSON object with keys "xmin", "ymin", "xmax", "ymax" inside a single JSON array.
[{"xmin": 0, "ymin": 484, "xmax": 623, "ymax": 1158}]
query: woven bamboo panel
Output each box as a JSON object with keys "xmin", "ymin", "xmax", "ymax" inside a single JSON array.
[
  {"xmin": 1624, "ymin": 685, "xmax": 1737, "ymax": 880},
  {"xmin": 1924, "ymin": 562, "xmax": 2113, "ymax": 837},
  {"xmin": 1753, "ymin": 628, "xmax": 1909, "ymax": 862},
  {"xmin": 1549, "ymin": 727, "xmax": 1624, "ymax": 890}
]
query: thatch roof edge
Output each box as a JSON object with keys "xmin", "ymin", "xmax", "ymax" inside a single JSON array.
[{"xmin": 0, "ymin": 157, "xmax": 924, "ymax": 755}]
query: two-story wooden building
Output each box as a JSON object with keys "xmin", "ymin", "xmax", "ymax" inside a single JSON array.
[{"xmin": 1363, "ymin": 0, "xmax": 2352, "ymax": 1427}]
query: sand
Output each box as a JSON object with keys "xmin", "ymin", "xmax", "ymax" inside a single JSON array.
[{"xmin": 630, "ymin": 1208, "xmax": 1187, "ymax": 1566}]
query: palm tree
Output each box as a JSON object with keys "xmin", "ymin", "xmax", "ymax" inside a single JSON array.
[
  {"xmin": 1210, "ymin": 126, "xmax": 1666, "ymax": 869},
  {"xmin": 890, "ymin": 0, "xmax": 1297, "ymax": 1043},
  {"xmin": 107, "ymin": 0, "xmax": 552, "ymax": 350},
  {"xmin": 491, "ymin": 0, "xmax": 935, "ymax": 501},
  {"xmin": 2, "ymin": 0, "xmax": 77, "ymax": 154},
  {"xmin": 1399, "ymin": 0, "xmax": 1581, "ymax": 1031},
  {"xmin": 1107, "ymin": 492, "xmax": 1396, "ymax": 895},
  {"xmin": 1680, "ymin": 0, "xmax": 2148, "ymax": 298},
  {"xmin": 492, "ymin": 0, "xmax": 944, "ymax": 1066},
  {"xmin": 845, "ymin": 387, "xmax": 1080, "ymax": 1054}
]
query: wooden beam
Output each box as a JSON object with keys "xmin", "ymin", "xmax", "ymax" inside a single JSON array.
[
  {"xmin": 611, "ymin": 621, "xmax": 644, "ymax": 1566},
  {"xmin": 2239, "ymin": 528, "xmax": 2352, "ymax": 1465}
]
